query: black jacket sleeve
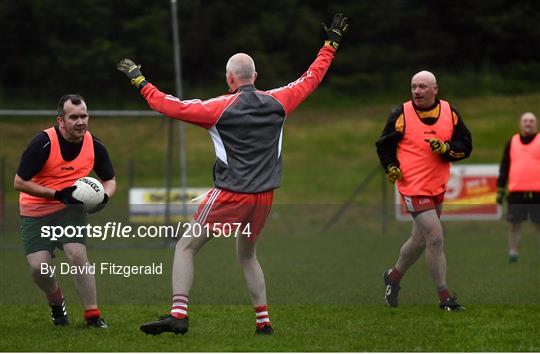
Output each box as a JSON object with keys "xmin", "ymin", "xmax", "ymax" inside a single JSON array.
[
  {"xmin": 375, "ymin": 106, "xmax": 404, "ymax": 170},
  {"xmin": 16, "ymin": 132, "xmax": 51, "ymax": 181},
  {"xmin": 497, "ymin": 139, "xmax": 511, "ymax": 188},
  {"xmin": 443, "ymin": 107, "xmax": 473, "ymax": 162},
  {"xmin": 92, "ymin": 137, "xmax": 115, "ymax": 181}
]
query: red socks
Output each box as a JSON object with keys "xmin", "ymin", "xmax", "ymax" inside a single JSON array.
[
  {"xmin": 389, "ymin": 267, "xmax": 403, "ymax": 284},
  {"xmin": 169, "ymin": 295, "xmax": 266, "ymax": 326},
  {"xmin": 255, "ymin": 305, "xmax": 271, "ymax": 328},
  {"xmin": 45, "ymin": 287, "xmax": 63, "ymax": 306},
  {"xmin": 48, "ymin": 288, "xmax": 101, "ymax": 321},
  {"xmin": 84, "ymin": 308, "xmax": 101, "ymax": 320},
  {"xmin": 171, "ymin": 294, "xmax": 188, "ymax": 319},
  {"xmin": 437, "ymin": 287, "xmax": 453, "ymax": 302}
]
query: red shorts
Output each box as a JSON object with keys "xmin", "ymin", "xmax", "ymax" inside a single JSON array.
[
  {"xmin": 193, "ymin": 188, "xmax": 273, "ymax": 242},
  {"xmin": 400, "ymin": 192, "xmax": 445, "ymax": 218}
]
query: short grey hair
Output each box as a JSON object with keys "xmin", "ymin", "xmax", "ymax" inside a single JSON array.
[
  {"xmin": 226, "ymin": 53, "xmax": 256, "ymax": 81},
  {"xmin": 57, "ymin": 94, "xmax": 85, "ymax": 117}
]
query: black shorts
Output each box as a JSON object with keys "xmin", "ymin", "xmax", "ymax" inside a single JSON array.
[{"xmin": 507, "ymin": 192, "xmax": 540, "ymax": 224}]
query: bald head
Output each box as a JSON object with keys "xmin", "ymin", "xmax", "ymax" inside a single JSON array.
[
  {"xmin": 412, "ymin": 71, "xmax": 437, "ymax": 86},
  {"xmin": 411, "ymin": 70, "xmax": 438, "ymax": 108},
  {"xmin": 225, "ymin": 53, "xmax": 257, "ymax": 91},
  {"xmin": 520, "ymin": 111, "xmax": 537, "ymax": 136}
]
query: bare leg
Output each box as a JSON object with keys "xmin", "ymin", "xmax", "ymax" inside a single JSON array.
[
  {"xmin": 508, "ymin": 222, "xmax": 521, "ymax": 257},
  {"xmin": 140, "ymin": 221, "xmax": 211, "ymax": 334},
  {"xmin": 26, "ymin": 251, "xmax": 58, "ymax": 295},
  {"xmin": 414, "ymin": 210, "xmax": 446, "ymax": 288},
  {"xmin": 63, "ymin": 243, "xmax": 96, "ymax": 310},
  {"xmin": 395, "ymin": 222, "xmax": 426, "ymax": 274},
  {"xmin": 172, "ymin": 221, "xmax": 214, "ymax": 296},
  {"xmin": 236, "ymin": 236, "xmax": 267, "ymax": 306}
]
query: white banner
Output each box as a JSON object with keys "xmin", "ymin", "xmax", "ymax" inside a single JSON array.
[{"xmin": 129, "ymin": 187, "xmax": 211, "ymax": 223}]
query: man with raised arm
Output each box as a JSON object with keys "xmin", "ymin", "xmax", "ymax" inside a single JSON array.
[{"xmin": 117, "ymin": 13, "xmax": 348, "ymax": 335}]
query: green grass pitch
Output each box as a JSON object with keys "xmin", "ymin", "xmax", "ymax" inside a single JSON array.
[
  {"xmin": 1, "ymin": 219, "xmax": 539, "ymax": 351},
  {"xmin": 0, "ymin": 304, "xmax": 538, "ymax": 351},
  {"xmin": 1, "ymin": 94, "xmax": 539, "ymax": 351}
]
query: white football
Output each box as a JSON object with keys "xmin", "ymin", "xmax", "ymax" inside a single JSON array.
[{"xmin": 72, "ymin": 177, "xmax": 104, "ymax": 211}]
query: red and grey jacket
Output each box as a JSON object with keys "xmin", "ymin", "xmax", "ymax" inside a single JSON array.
[{"xmin": 141, "ymin": 45, "xmax": 336, "ymax": 193}]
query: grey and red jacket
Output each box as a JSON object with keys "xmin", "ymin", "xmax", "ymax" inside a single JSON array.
[{"xmin": 140, "ymin": 45, "xmax": 336, "ymax": 193}]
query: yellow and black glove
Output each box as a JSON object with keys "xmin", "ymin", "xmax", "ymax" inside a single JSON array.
[
  {"xmin": 116, "ymin": 58, "xmax": 146, "ymax": 88},
  {"xmin": 496, "ymin": 187, "xmax": 506, "ymax": 205},
  {"xmin": 425, "ymin": 138, "xmax": 449, "ymax": 154},
  {"xmin": 322, "ymin": 13, "xmax": 349, "ymax": 50},
  {"xmin": 386, "ymin": 164, "xmax": 402, "ymax": 184}
]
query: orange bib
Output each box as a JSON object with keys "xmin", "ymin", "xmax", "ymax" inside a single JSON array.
[
  {"xmin": 508, "ymin": 133, "xmax": 540, "ymax": 192},
  {"xmin": 19, "ymin": 127, "xmax": 94, "ymax": 217},
  {"xmin": 396, "ymin": 100, "xmax": 454, "ymax": 196}
]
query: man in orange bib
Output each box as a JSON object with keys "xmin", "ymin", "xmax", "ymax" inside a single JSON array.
[
  {"xmin": 376, "ymin": 71, "xmax": 472, "ymax": 311},
  {"xmin": 497, "ymin": 112, "xmax": 540, "ymax": 262},
  {"xmin": 14, "ymin": 94, "xmax": 116, "ymax": 327}
]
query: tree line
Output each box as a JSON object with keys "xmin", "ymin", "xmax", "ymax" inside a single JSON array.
[{"xmin": 1, "ymin": 0, "xmax": 539, "ymax": 107}]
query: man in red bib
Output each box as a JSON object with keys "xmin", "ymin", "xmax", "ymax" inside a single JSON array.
[
  {"xmin": 376, "ymin": 71, "xmax": 472, "ymax": 311},
  {"xmin": 497, "ymin": 112, "xmax": 540, "ymax": 262},
  {"xmin": 14, "ymin": 94, "xmax": 116, "ymax": 327}
]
